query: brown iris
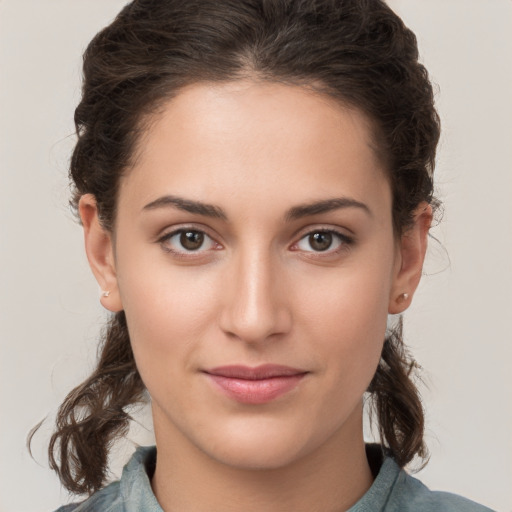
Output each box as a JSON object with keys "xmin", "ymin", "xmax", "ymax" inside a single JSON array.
[
  {"xmin": 308, "ymin": 232, "xmax": 333, "ymax": 251},
  {"xmin": 180, "ymin": 231, "xmax": 204, "ymax": 250}
]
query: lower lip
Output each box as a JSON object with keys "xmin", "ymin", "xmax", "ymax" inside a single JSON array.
[{"xmin": 206, "ymin": 374, "xmax": 306, "ymax": 404}]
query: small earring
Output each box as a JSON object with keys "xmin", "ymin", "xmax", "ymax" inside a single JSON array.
[
  {"xmin": 397, "ymin": 292, "xmax": 409, "ymax": 303},
  {"xmin": 102, "ymin": 290, "xmax": 110, "ymax": 298}
]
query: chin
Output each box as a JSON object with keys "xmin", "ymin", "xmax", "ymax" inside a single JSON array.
[
  {"xmin": 196, "ymin": 418, "xmax": 323, "ymax": 471},
  {"xmin": 212, "ymin": 440, "xmax": 306, "ymax": 471}
]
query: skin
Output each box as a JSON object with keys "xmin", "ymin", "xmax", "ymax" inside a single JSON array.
[{"xmin": 80, "ymin": 80, "xmax": 431, "ymax": 512}]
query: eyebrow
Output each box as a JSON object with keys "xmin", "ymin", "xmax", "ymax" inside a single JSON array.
[
  {"xmin": 142, "ymin": 195, "xmax": 371, "ymax": 221},
  {"xmin": 284, "ymin": 197, "xmax": 372, "ymax": 221},
  {"xmin": 143, "ymin": 195, "xmax": 228, "ymax": 220}
]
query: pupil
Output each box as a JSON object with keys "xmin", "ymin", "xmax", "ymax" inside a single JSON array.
[
  {"xmin": 180, "ymin": 231, "xmax": 204, "ymax": 250},
  {"xmin": 310, "ymin": 232, "xmax": 332, "ymax": 251}
]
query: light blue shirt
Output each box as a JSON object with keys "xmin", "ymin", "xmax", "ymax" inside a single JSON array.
[{"xmin": 56, "ymin": 445, "xmax": 495, "ymax": 511}]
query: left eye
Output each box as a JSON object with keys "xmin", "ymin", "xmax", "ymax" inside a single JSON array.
[
  {"xmin": 160, "ymin": 229, "xmax": 217, "ymax": 253},
  {"xmin": 295, "ymin": 231, "xmax": 346, "ymax": 252}
]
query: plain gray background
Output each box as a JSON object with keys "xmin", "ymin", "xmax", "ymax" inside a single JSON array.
[{"xmin": 0, "ymin": 1, "xmax": 511, "ymax": 511}]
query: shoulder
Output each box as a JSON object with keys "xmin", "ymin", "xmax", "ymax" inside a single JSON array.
[
  {"xmin": 53, "ymin": 481, "xmax": 121, "ymax": 512},
  {"xmin": 386, "ymin": 464, "xmax": 495, "ymax": 512},
  {"xmin": 53, "ymin": 446, "xmax": 161, "ymax": 512},
  {"xmin": 352, "ymin": 447, "xmax": 495, "ymax": 512}
]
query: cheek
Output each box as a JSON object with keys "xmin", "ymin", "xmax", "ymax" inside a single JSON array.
[
  {"xmin": 298, "ymin": 257, "xmax": 392, "ymax": 339},
  {"xmin": 115, "ymin": 248, "xmax": 221, "ymax": 377},
  {"xmin": 117, "ymin": 237, "xmax": 219, "ymax": 322},
  {"xmin": 295, "ymin": 255, "xmax": 392, "ymax": 387}
]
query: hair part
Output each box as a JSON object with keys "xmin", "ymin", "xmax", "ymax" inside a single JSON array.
[{"xmin": 35, "ymin": 0, "xmax": 440, "ymax": 494}]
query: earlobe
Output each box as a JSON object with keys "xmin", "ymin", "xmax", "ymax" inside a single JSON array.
[
  {"xmin": 79, "ymin": 194, "xmax": 123, "ymax": 312},
  {"xmin": 388, "ymin": 203, "xmax": 432, "ymax": 315}
]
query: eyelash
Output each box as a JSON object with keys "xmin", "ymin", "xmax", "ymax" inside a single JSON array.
[
  {"xmin": 157, "ymin": 226, "xmax": 353, "ymax": 259},
  {"xmin": 291, "ymin": 229, "xmax": 353, "ymax": 255},
  {"xmin": 157, "ymin": 227, "xmax": 220, "ymax": 258}
]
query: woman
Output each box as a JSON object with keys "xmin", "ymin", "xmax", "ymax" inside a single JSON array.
[{"xmin": 40, "ymin": 0, "xmax": 493, "ymax": 510}]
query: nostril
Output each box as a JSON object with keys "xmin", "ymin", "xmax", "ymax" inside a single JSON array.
[
  {"xmin": 218, "ymin": 255, "xmax": 292, "ymax": 343},
  {"xmin": 219, "ymin": 304, "xmax": 292, "ymax": 345}
]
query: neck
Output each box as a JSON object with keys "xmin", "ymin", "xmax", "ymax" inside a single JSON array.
[{"xmin": 151, "ymin": 406, "xmax": 374, "ymax": 512}]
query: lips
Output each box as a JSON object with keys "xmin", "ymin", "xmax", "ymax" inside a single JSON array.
[{"xmin": 203, "ymin": 364, "xmax": 308, "ymax": 404}]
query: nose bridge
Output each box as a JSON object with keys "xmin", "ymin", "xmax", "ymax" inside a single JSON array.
[{"xmin": 220, "ymin": 243, "xmax": 290, "ymax": 343}]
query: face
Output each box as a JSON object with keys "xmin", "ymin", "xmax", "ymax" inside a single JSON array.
[{"xmin": 82, "ymin": 80, "xmax": 428, "ymax": 470}]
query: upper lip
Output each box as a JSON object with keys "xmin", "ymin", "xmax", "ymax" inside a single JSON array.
[{"xmin": 204, "ymin": 364, "xmax": 308, "ymax": 380}]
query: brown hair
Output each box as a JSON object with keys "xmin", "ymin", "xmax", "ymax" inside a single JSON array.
[{"xmin": 36, "ymin": 0, "xmax": 440, "ymax": 495}]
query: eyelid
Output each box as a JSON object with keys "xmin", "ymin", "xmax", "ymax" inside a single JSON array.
[
  {"xmin": 155, "ymin": 223, "xmax": 353, "ymax": 258},
  {"xmin": 290, "ymin": 224, "xmax": 354, "ymax": 243},
  {"xmin": 156, "ymin": 224, "xmax": 223, "ymax": 256},
  {"xmin": 156, "ymin": 222, "xmax": 219, "ymax": 242},
  {"xmin": 289, "ymin": 226, "xmax": 354, "ymax": 254}
]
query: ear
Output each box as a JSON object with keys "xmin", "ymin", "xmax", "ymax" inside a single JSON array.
[
  {"xmin": 79, "ymin": 194, "xmax": 123, "ymax": 312},
  {"xmin": 388, "ymin": 202, "xmax": 433, "ymax": 314}
]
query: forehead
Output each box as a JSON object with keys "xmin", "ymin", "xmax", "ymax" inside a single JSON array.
[{"xmin": 119, "ymin": 80, "xmax": 390, "ymax": 218}]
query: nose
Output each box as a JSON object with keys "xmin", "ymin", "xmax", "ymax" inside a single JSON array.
[{"xmin": 219, "ymin": 247, "xmax": 292, "ymax": 344}]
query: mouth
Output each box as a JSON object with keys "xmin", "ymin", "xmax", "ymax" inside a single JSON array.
[{"xmin": 203, "ymin": 364, "xmax": 309, "ymax": 404}]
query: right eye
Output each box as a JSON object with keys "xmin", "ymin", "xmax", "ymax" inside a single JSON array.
[{"xmin": 158, "ymin": 229, "xmax": 219, "ymax": 255}]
